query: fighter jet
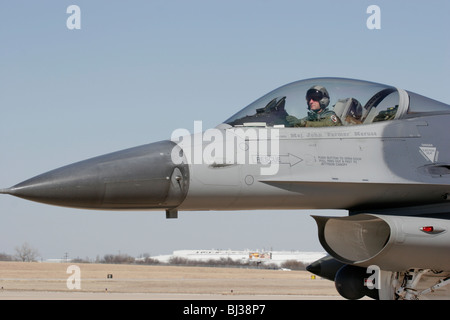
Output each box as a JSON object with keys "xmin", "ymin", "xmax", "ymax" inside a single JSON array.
[{"xmin": 2, "ymin": 77, "xmax": 450, "ymax": 299}]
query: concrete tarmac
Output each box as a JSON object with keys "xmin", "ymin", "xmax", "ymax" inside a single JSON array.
[
  {"xmin": 0, "ymin": 291, "xmax": 343, "ymax": 300},
  {"xmin": 0, "ymin": 261, "xmax": 341, "ymax": 300}
]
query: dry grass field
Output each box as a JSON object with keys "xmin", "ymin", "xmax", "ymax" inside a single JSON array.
[{"xmin": 0, "ymin": 261, "xmax": 339, "ymax": 299}]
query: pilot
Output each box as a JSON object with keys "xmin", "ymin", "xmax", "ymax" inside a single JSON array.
[{"xmin": 286, "ymin": 85, "xmax": 342, "ymax": 127}]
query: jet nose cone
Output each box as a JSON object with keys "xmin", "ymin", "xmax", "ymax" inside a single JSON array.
[
  {"xmin": 0, "ymin": 188, "xmax": 13, "ymax": 195},
  {"xmin": 3, "ymin": 140, "xmax": 189, "ymax": 210}
]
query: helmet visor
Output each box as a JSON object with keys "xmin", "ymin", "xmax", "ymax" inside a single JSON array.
[{"xmin": 306, "ymin": 89, "xmax": 324, "ymax": 102}]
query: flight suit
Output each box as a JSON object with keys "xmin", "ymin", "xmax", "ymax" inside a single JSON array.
[{"xmin": 287, "ymin": 108, "xmax": 342, "ymax": 127}]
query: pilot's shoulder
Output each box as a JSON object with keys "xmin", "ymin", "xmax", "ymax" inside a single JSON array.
[
  {"xmin": 321, "ymin": 109, "xmax": 338, "ymax": 116},
  {"xmin": 321, "ymin": 109, "xmax": 342, "ymax": 125}
]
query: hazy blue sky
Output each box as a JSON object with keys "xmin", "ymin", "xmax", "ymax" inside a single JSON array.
[{"xmin": 1, "ymin": 1, "xmax": 449, "ymax": 260}]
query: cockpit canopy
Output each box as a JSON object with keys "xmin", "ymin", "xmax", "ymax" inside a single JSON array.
[{"xmin": 224, "ymin": 78, "xmax": 450, "ymax": 128}]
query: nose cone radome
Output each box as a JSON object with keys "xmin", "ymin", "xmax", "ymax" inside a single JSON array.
[{"xmin": 2, "ymin": 140, "xmax": 189, "ymax": 210}]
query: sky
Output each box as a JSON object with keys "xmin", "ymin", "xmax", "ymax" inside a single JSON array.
[{"xmin": 0, "ymin": 1, "xmax": 449, "ymax": 260}]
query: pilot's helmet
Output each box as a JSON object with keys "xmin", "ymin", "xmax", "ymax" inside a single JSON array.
[
  {"xmin": 306, "ymin": 85, "xmax": 330, "ymax": 110},
  {"xmin": 349, "ymin": 99, "xmax": 363, "ymax": 119}
]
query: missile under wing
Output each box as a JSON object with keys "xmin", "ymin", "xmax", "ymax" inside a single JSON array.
[{"xmin": 2, "ymin": 77, "xmax": 450, "ymax": 299}]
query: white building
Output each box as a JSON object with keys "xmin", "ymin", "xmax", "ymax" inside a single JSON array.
[{"xmin": 149, "ymin": 249, "xmax": 326, "ymax": 267}]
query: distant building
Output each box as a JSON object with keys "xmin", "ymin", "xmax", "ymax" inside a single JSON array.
[
  {"xmin": 45, "ymin": 258, "xmax": 73, "ymax": 263},
  {"xmin": 148, "ymin": 249, "xmax": 326, "ymax": 266}
]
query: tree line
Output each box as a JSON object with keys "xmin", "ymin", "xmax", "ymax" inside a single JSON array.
[
  {"xmin": 0, "ymin": 242, "xmax": 40, "ymax": 262},
  {"xmin": 0, "ymin": 243, "xmax": 307, "ymax": 270}
]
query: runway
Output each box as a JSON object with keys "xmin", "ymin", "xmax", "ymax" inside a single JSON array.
[
  {"xmin": 0, "ymin": 261, "xmax": 342, "ymax": 300},
  {"xmin": 0, "ymin": 291, "xmax": 343, "ymax": 300}
]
